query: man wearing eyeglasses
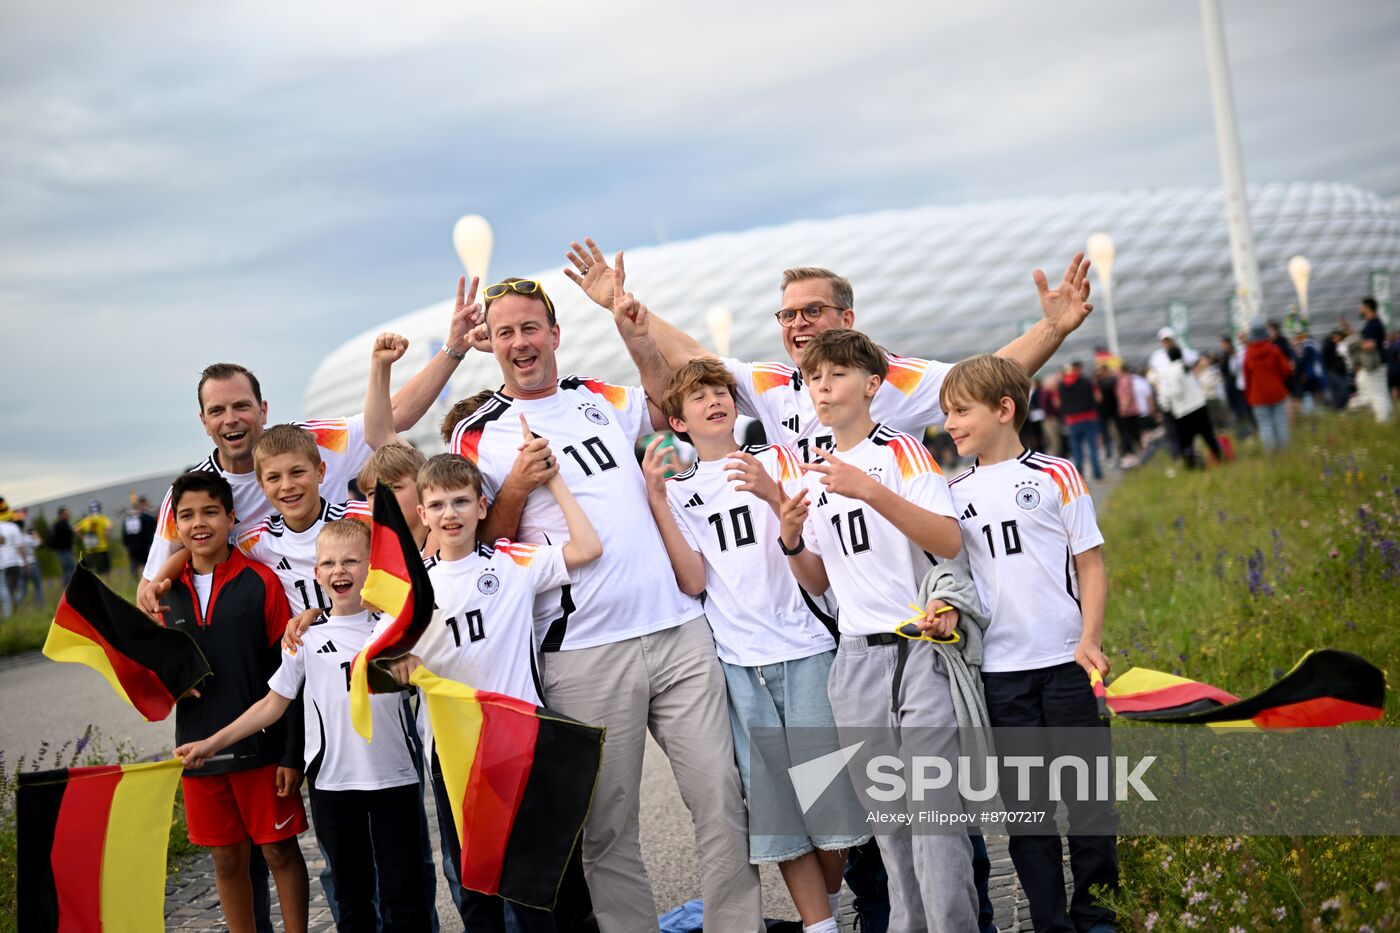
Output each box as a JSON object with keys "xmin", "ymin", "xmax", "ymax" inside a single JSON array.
[
  {"xmin": 563, "ymin": 239, "xmax": 1093, "ymax": 464},
  {"xmin": 451, "ymin": 273, "xmax": 764, "ymax": 933}
]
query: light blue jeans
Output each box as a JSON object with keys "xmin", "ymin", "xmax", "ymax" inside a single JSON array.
[
  {"xmin": 1251, "ymin": 402, "xmax": 1290, "ymax": 453},
  {"xmin": 721, "ymin": 650, "xmax": 871, "ymax": 862}
]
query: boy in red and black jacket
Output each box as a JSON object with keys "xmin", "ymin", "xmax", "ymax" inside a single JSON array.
[{"xmin": 163, "ymin": 470, "xmax": 310, "ymax": 933}]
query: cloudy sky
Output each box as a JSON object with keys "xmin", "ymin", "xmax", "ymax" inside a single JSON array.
[{"xmin": 3, "ymin": 0, "xmax": 1397, "ymax": 505}]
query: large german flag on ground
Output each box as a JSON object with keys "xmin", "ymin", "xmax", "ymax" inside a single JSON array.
[
  {"xmin": 410, "ymin": 667, "xmax": 603, "ymax": 910},
  {"xmin": 43, "ymin": 566, "xmax": 211, "ymax": 722},
  {"xmin": 18, "ymin": 758, "xmax": 184, "ymax": 932},
  {"xmin": 1094, "ymin": 649, "xmax": 1385, "ymax": 728},
  {"xmin": 350, "ymin": 482, "xmax": 436, "ymax": 740}
]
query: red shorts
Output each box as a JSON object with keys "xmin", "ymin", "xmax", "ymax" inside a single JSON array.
[{"xmin": 182, "ymin": 764, "xmax": 307, "ymax": 847}]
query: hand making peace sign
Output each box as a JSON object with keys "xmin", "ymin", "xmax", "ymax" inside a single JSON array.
[{"xmin": 802, "ymin": 447, "xmax": 879, "ymax": 502}]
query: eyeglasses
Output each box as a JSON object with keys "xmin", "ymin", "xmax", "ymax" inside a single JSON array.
[
  {"xmin": 775, "ymin": 303, "xmax": 844, "ymax": 327},
  {"xmin": 484, "ymin": 279, "xmax": 557, "ymax": 317},
  {"xmin": 422, "ymin": 495, "xmax": 479, "ymax": 518}
]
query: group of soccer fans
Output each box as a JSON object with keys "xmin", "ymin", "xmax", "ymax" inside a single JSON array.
[{"xmin": 142, "ymin": 235, "xmax": 1116, "ymax": 933}]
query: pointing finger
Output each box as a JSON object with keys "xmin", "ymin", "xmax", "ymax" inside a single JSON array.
[
  {"xmin": 466, "ymin": 275, "xmax": 479, "ymax": 305},
  {"xmin": 456, "ymin": 275, "xmax": 465, "ymax": 308}
]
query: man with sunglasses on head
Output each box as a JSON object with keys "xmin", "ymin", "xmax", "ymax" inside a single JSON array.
[{"xmin": 450, "ymin": 272, "xmax": 763, "ymax": 933}]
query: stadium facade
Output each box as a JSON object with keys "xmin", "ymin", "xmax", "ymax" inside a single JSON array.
[{"xmin": 306, "ymin": 181, "xmax": 1399, "ymax": 452}]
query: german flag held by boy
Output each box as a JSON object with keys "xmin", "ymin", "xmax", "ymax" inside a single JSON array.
[
  {"xmin": 410, "ymin": 667, "xmax": 603, "ymax": 910},
  {"xmin": 18, "ymin": 758, "xmax": 184, "ymax": 932},
  {"xmin": 349, "ymin": 481, "xmax": 435, "ymax": 740},
  {"xmin": 43, "ymin": 566, "xmax": 211, "ymax": 721}
]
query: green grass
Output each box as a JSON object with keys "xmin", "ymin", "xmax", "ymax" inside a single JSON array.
[{"xmin": 1097, "ymin": 414, "xmax": 1400, "ymax": 930}]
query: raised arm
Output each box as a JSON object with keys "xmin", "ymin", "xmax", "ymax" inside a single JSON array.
[
  {"xmin": 564, "ymin": 237, "xmax": 715, "ymax": 370},
  {"xmin": 640, "ymin": 437, "xmax": 706, "ymax": 596},
  {"xmin": 608, "ymin": 254, "xmax": 675, "ymax": 430},
  {"xmin": 994, "ymin": 253, "xmax": 1094, "ymax": 375},
  {"xmin": 523, "ymin": 414, "xmax": 602, "ymax": 570},
  {"xmin": 387, "ymin": 276, "xmax": 485, "ymax": 432},
  {"xmin": 775, "ymin": 487, "xmax": 829, "ymax": 596},
  {"xmin": 475, "ymin": 429, "xmax": 558, "ymax": 544},
  {"xmin": 808, "ymin": 449, "xmax": 961, "ymax": 559},
  {"xmin": 366, "ymin": 333, "xmax": 409, "ymax": 449}
]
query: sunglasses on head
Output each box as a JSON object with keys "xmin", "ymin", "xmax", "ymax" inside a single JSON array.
[{"xmin": 483, "ymin": 279, "xmax": 557, "ymax": 320}]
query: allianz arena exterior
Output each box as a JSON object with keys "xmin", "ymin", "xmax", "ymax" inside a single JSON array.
[{"xmin": 306, "ymin": 181, "xmax": 1399, "ymax": 452}]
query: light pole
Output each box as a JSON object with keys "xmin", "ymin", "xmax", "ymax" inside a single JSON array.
[
  {"xmin": 453, "ymin": 214, "xmax": 494, "ymax": 286},
  {"xmin": 1086, "ymin": 232, "xmax": 1119, "ymax": 359},
  {"xmin": 706, "ymin": 305, "xmax": 733, "ymax": 357},
  {"xmin": 1288, "ymin": 255, "xmax": 1311, "ymax": 324},
  {"xmin": 1200, "ymin": 0, "xmax": 1264, "ymax": 332}
]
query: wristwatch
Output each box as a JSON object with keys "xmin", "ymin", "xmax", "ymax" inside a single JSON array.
[
  {"xmin": 442, "ymin": 345, "xmax": 467, "ymax": 361},
  {"xmin": 778, "ymin": 535, "xmax": 806, "ymax": 556}
]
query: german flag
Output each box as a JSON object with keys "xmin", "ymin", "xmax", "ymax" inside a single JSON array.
[
  {"xmin": 43, "ymin": 566, "xmax": 211, "ymax": 722},
  {"xmin": 350, "ymin": 481, "xmax": 436, "ymax": 740},
  {"xmin": 410, "ymin": 667, "xmax": 603, "ymax": 910},
  {"xmin": 18, "ymin": 758, "xmax": 184, "ymax": 932},
  {"xmin": 1100, "ymin": 649, "xmax": 1386, "ymax": 729}
]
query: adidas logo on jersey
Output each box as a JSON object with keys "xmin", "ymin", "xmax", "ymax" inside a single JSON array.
[
  {"xmin": 683, "ymin": 493, "xmax": 705, "ymax": 508},
  {"xmin": 782, "ymin": 415, "xmax": 800, "ymax": 433},
  {"xmin": 276, "ymin": 557, "xmax": 292, "ymax": 571},
  {"xmin": 960, "ymin": 503, "xmax": 979, "ymax": 520},
  {"xmin": 816, "ymin": 492, "xmax": 829, "ymax": 507},
  {"xmin": 315, "ymin": 640, "xmax": 338, "ymax": 654}
]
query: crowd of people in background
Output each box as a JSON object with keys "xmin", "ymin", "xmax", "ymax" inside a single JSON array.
[
  {"xmin": 942, "ymin": 295, "xmax": 1395, "ymax": 482},
  {"xmin": 0, "ymin": 493, "xmax": 159, "ymax": 617}
]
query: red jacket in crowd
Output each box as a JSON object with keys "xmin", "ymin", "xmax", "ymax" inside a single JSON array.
[{"xmin": 1243, "ymin": 339, "xmax": 1294, "ymax": 406}]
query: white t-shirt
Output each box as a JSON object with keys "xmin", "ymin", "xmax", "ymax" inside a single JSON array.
[
  {"xmin": 236, "ymin": 499, "xmax": 373, "ymax": 614},
  {"xmin": 799, "ymin": 425, "xmax": 956, "ymax": 637},
  {"xmin": 947, "ymin": 450, "xmax": 1104, "ymax": 673},
  {"xmin": 268, "ymin": 610, "xmax": 419, "ymax": 791},
  {"xmin": 145, "ymin": 415, "xmax": 372, "ymax": 581},
  {"xmin": 0, "ymin": 522, "xmax": 23, "ymax": 570},
  {"xmin": 192, "ymin": 570, "xmax": 214, "ymax": 616},
  {"xmin": 413, "ymin": 540, "xmax": 571, "ymax": 707},
  {"xmin": 665, "ymin": 445, "xmax": 834, "ymax": 666},
  {"xmin": 450, "ymin": 379, "xmax": 701, "ymax": 652},
  {"xmin": 721, "ymin": 353, "xmax": 952, "ymax": 463}
]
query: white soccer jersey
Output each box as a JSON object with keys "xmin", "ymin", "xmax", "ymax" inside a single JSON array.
[
  {"xmin": 145, "ymin": 415, "xmax": 372, "ymax": 581},
  {"xmin": 450, "ymin": 379, "xmax": 701, "ymax": 652},
  {"xmin": 800, "ymin": 425, "xmax": 956, "ymax": 638},
  {"xmin": 267, "ymin": 610, "xmax": 419, "ymax": 791},
  {"xmin": 665, "ymin": 445, "xmax": 834, "ymax": 666},
  {"xmin": 236, "ymin": 499, "xmax": 373, "ymax": 614},
  {"xmin": 947, "ymin": 451, "xmax": 1104, "ymax": 673},
  {"xmin": 414, "ymin": 540, "xmax": 571, "ymax": 707},
  {"xmin": 722, "ymin": 353, "xmax": 952, "ymax": 463}
]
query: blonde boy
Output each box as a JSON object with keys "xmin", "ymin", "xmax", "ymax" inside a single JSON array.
[
  {"xmin": 387, "ymin": 446, "xmax": 601, "ymax": 932},
  {"xmin": 177, "ymin": 520, "xmax": 429, "ymax": 932},
  {"xmin": 940, "ymin": 354, "xmax": 1117, "ymax": 932}
]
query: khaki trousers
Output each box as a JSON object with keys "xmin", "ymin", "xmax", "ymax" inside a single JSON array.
[{"xmin": 540, "ymin": 616, "xmax": 763, "ymax": 933}]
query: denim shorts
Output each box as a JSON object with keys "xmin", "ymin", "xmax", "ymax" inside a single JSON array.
[{"xmin": 721, "ymin": 650, "xmax": 871, "ymax": 863}]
